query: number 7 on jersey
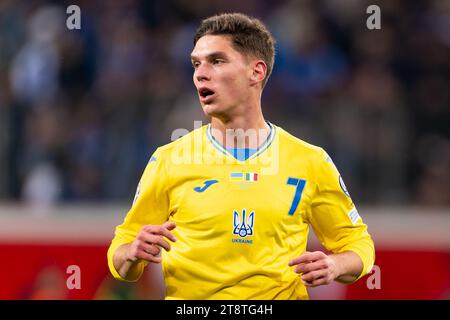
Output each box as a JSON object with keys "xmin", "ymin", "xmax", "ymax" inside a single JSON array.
[{"xmin": 287, "ymin": 178, "xmax": 306, "ymax": 215}]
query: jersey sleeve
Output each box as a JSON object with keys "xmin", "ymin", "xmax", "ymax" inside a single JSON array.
[
  {"xmin": 305, "ymin": 149, "xmax": 375, "ymax": 281},
  {"xmin": 107, "ymin": 148, "xmax": 171, "ymax": 281}
]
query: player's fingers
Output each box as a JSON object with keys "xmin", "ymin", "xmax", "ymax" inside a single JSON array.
[
  {"xmin": 162, "ymin": 221, "xmax": 177, "ymax": 232},
  {"xmin": 136, "ymin": 250, "xmax": 163, "ymax": 264},
  {"xmin": 146, "ymin": 234, "xmax": 171, "ymax": 252},
  {"xmin": 288, "ymin": 251, "xmax": 325, "ymax": 266},
  {"xmin": 141, "ymin": 243, "xmax": 160, "ymax": 256},
  {"xmin": 146, "ymin": 224, "xmax": 177, "ymax": 242},
  {"xmin": 303, "ymin": 276, "xmax": 327, "ymax": 287},
  {"xmin": 160, "ymin": 223, "xmax": 177, "ymax": 242},
  {"xmin": 294, "ymin": 259, "xmax": 327, "ymax": 274},
  {"xmin": 288, "ymin": 252, "xmax": 311, "ymax": 266},
  {"xmin": 133, "ymin": 242, "xmax": 160, "ymax": 259},
  {"xmin": 301, "ymin": 269, "xmax": 328, "ymax": 283}
]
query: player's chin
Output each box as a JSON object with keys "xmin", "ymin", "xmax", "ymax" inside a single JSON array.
[{"xmin": 201, "ymin": 102, "xmax": 219, "ymax": 116}]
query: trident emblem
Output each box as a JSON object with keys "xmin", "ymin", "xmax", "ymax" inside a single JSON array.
[{"xmin": 233, "ymin": 209, "xmax": 254, "ymax": 238}]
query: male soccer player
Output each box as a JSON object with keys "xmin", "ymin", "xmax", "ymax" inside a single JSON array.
[{"xmin": 108, "ymin": 13, "xmax": 375, "ymax": 299}]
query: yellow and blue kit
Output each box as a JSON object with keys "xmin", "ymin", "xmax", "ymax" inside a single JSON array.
[{"xmin": 108, "ymin": 122, "xmax": 375, "ymax": 299}]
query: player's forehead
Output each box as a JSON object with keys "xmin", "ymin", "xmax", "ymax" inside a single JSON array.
[{"xmin": 191, "ymin": 34, "xmax": 240, "ymax": 60}]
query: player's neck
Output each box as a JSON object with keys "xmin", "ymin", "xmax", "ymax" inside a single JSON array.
[{"xmin": 210, "ymin": 113, "xmax": 270, "ymax": 149}]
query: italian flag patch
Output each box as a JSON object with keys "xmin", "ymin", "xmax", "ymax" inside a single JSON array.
[{"xmin": 245, "ymin": 172, "xmax": 258, "ymax": 181}]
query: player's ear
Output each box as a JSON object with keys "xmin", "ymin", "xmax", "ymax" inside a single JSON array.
[{"xmin": 250, "ymin": 60, "xmax": 267, "ymax": 86}]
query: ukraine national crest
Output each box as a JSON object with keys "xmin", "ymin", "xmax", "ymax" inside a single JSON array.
[{"xmin": 233, "ymin": 209, "xmax": 254, "ymax": 238}]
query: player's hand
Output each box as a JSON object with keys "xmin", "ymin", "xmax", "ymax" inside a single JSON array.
[
  {"xmin": 127, "ymin": 222, "xmax": 177, "ymax": 264},
  {"xmin": 288, "ymin": 251, "xmax": 339, "ymax": 287}
]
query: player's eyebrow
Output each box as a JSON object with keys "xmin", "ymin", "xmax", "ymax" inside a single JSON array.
[{"xmin": 190, "ymin": 51, "xmax": 228, "ymax": 62}]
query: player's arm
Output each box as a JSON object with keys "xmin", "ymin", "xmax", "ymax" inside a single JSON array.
[
  {"xmin": 113, "ymin": 222, "xmax": 176, "ymax": 281},
  {"xmin": 290, "ymin": 149, "xmax": 375, "ymax": 287},
  {"xmin": 107, "ymin": 148, "xmax": 173, "ymax": 282},
  {"xmin": 330, "ymin": 250, "xmax": 363, "ymax": 283}
]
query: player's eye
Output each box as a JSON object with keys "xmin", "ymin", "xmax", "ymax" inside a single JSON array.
[
  {"xmin": 212, "ymin": 59, "xmax": 223, "ymax": 65},
  {"xmin": 192, "ymin": 61, "xmax": 200, "ymax": 69}
]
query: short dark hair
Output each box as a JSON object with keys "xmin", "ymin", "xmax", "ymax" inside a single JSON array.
[{"xmin": 194, "ymin": 13, "xmax": 275, "ymax": 88}]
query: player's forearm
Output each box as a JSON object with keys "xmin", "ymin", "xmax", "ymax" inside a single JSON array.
[
  {"xmin": 329, "ymin": 251, "xmax": 363, "ymax": 284},
  {"xmin": 113, "ymin": 243, "xmax": 145, "ymax": 282}
]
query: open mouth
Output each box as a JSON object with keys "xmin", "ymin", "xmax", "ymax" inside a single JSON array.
[{"xmin": 199, "ymin": 88, "xmax": 215, "ymax": 98}]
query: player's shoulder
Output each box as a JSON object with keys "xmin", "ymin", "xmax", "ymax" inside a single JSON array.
[{"xmin": 275, "ymin": 124, "xmax": 328, "ymax": 160}]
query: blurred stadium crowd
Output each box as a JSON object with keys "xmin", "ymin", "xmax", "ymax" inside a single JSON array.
[{"xmin": 0, "ymin": 0, "xmax": 449, "ymax": 207}]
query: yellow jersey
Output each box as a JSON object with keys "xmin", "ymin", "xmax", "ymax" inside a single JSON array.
[{"xmin": 107, "ymin": 123, "xmax": 375, "ymax": 299}]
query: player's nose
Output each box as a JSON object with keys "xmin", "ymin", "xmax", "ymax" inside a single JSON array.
[{"xmin": 194, "ymin": 63, "xmax": 211, "ymax": 82}]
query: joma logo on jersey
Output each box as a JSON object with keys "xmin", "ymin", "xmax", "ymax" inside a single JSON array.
[{"xmin": 232, "ymin": 209, "xmax": 254, "ymax": 244}]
